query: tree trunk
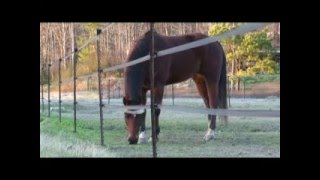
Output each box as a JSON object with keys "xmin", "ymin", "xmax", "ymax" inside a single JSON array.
[
  {"xmin": 231, "ymin": 59, "xmax": 235, "ymax": 91},
  {"xmin": 236, "ymin": 59, "xmax": 241, "ymax": 91},
  {"xmin": 237, "ymin": 78, "xmax": 240, "ymax": 91}
]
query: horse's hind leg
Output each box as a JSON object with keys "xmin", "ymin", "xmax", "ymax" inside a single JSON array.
[
  {"xmin": 193, "ymin": 74, "xmax": 210, "ymax": 108},
  {"xmin": 203, "ymin": 77, "xmax": 220, "ymax": 141},
  {"xmin": 193, "ymin": 74, "xmax": 215, "ymax": 141}
]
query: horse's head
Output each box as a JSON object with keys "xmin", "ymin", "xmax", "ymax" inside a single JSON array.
[
  {"xmin": 123, "ymin": 97, "xmax": 145, "ymax": 144},
  {"xmin": 123, "ymin": 32, "xmax": 151, "ymax": 144}
]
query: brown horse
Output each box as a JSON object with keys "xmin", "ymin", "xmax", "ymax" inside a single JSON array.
[{"xmin": 123, "ymin": 30, "xmax": 227, "ymax": 144}]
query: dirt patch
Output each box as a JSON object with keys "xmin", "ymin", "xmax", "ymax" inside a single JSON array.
[{"xmin": 231, "ymin": 82, "xmax": 280, "ymax": 98}]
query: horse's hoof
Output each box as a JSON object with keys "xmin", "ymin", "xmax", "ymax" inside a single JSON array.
[
  {"xmin": 203, "ymin": 129, "xmax": 215, "ymax": 142},
  {"xmin": 138, "ymin": 137, "xmax": 147, "ymax": 144},
  {"xmin": 203, "ymin": 134, "xmax": 215, "ymax": 142}
]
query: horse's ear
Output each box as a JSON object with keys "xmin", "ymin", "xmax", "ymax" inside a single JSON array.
[{"xmin": 123, "ymin": 97, "xmax": 127, "ymax": 105}]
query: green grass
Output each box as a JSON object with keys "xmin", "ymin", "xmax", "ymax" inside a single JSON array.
[
  {"xmin": 40, "ymin": 133, "xmax": 116, "ymax": 157},
  {"xmin": 40, "ymin": 115, "xmax": 280, "ymax": 157},
  {"xmin": 243, "ymin": 74, "xmax": 280, "ymax": 84}
]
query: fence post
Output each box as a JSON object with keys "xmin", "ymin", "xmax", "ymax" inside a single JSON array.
[
  {"xmin": 41, "ymin": 65, "xmax": 44, "ymax": 113},
  {"xmin": 172, "ymin": 84, "xmax": 174, "ymax": 106},
  {"xmin": 59, "ymin": 58, "xmax": 62, "ymax": 122},
  {"xmin": 227, "ymin": 76, "xmax": 231, "ymax": 107},
  {"xmin": 108, "ymin": 79, "xmax": 111, "ymax": 105},
  {"xmin": 118, "ymin": 81, "xmax": 121, "ymax": 98},
  {"xmin": 243, "ymin": 79, "xmax": 246, "ymax": 99},
  {"xmin": 73, "ymin": 48, "xmax": 78, "ymax": 133},
  {"xmin": 113, "ymin": 85, "xmax": 115, "ymax": 98},
  {"xmin": 87, "ymin": 77, "xmax": 90, "ymax": 91},
  {"xmin": 48, "ymin": 62, "xmax": 51, "ymax": 118},
  {"xmin": 96, "ymin": 28, "xmax": 104, "ymax": 146},
  {"xmin": 150, "ymin": 23, "xmax": 157, "ymax": 158}
]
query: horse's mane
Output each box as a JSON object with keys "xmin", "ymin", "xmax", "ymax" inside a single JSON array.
[
  {"xmin": 126, "ymin": 31, "xmax": 158, "ymax": 62},
  {"xmin": 127, "ymin": 30, "xmax": 207, "ymax": 62},
  {"xmin": 143, "ymin": 29, "xmax": 159, "ymax": 37}
]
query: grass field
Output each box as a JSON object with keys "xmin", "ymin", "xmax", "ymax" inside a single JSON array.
[{"xmin": 40, "ymin": 97, "xmax": 280, "ymax": 158}]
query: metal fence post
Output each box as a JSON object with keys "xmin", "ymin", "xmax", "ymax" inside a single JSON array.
[
  {"xmin": 108, "ymin": 79, "xmax": 111, "ymax": 105},
  {"xmin": 150, "ymin": 23, "xmax": 157, "ymax": 158},
  {"xmin": 113, "ymin": 85, "xmax": 115, "ymax": 98},
  {"xmin": 96, "ymin": 28, "xmax": 104, "ymax": 146},
  {"xmin": 118, "ymin": 81, "xmax": 121, "ymax": 98},
  {"xmin": 48, "ymin": 62, "xmax": 51, "ymax": 117},
  {"xmin": 73, "ymin": 48, "xmax": 78, "ymax": 133},
  {"xmin": 172, "ymin": 84, "xmax": 174, "ymax": 106},
  {"xmin": 59, "ymin": 58, "xmax": 62, "ymax": 122},
  {"xmin": 41, "ymin": 65, "xmax": 44, "ymax": 113},
  {"xmin": 87, "ymin": 77, "xmax": 90, "ymax": 91},
  {"xmin": 227, "ymin": 76, "xmax": 231, "ymax": 107}
]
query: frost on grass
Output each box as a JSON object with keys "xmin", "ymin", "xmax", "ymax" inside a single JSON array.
[
  {"xmin": 40, "ymin": 96, "xmax": 280, "ymax": 157},
  {"xmin": 46, "ymin": 97, "xmax": 279, "ymax": 122},
  {"xmin": 40, "ymin": 133, "xmax": 116, "ymax": 157}
]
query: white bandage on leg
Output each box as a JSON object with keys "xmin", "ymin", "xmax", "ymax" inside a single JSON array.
[
  {"xmin": 138, "ymin": 131, "xmax": 147, "ymax": 144},
  {"xmin": 124, "ymin": 109, "xmax": 145, "ymax": 115},
  {"xmin": 204, "ymin": 129, "xmax": 215, "ymax": 141},
  {"xmin": 139, "ymin": 131, "xmax": 146, "ymax": 139}
]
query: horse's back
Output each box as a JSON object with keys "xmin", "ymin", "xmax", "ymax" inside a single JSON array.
[
  {"xmin": 159, "ymin": 33, "xmax": 209, "ymax": 84},
  {"xmin": 152, "ymin": 32, "xmax": 225, "ymax": 85}
]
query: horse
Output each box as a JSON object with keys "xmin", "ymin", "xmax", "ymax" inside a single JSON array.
[{"xmin": 123, "ymin": 30, "xmax": 228, "ymax": 144}]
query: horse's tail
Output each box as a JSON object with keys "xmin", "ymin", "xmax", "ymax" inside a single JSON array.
[{"xmin": 218, "ymin": 49, "xmax": 228, "ymax": 123}]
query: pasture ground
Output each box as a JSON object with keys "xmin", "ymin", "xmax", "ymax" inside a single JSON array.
[{"xmin": 40, "ymin": 97, "xmax": 280, "ymax": 157}]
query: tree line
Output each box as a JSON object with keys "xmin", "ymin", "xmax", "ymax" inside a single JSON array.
[{"xmin": 40, "ymin": 22, "xmax": 280, "ymax": 90}]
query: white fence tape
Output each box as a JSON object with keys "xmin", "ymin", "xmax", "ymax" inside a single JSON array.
[
  {"xmin": 41, "ymin": 102, "xmax": 279, "ymax": 117},
  {"xmin": 105, "ymin": 105, "xmax": 280, "ymax": 118}
]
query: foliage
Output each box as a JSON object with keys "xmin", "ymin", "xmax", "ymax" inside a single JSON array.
[
  {"xmin": 242, "ymin": 74, "xmax": 280, "ymax": 84},
  {"xmin": 208, "ymin": 23, "xmax": 279, "ymax": 78},
  {"xmin": 76, "ymin": 23, "xmax": 101, "ymax": 76}
]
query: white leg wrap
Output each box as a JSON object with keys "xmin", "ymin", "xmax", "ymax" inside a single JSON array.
[
  {"xmin": 138, "ymin": 131, "xmax": 147, "ymax": 144},
  {"xmin": 124, "ymin": 109, "xmax": 145, "ymax": 115},
  {"xmin": 203, "ymin": 129, "xmax": 215, "ymax": 141}
]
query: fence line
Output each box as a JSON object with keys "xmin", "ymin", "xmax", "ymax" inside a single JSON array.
[
  {"xmin": 41, "ymin": 100, "xmax": 280, "ymax": 118},
  {"xmin": 40, "ymin": 23, "xmax": 279, "ymax": 158},
  {"xmin": 50, "ymin": 23, "xmax": 114, "ymax": 65},
  {"xmin": 104, "ymin": 104, "xmax": 280, "ymax": 118}
]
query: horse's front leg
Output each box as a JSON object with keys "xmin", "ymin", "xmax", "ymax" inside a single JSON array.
[
  {"xmin": 137, "ymin": 109, "xmax": 147, "ymax": 144},
  {"xmin": 148, "ymin": 86, "xmax": 164, "ymax": 143},
  {"xmin": 138, "ymin": 89, "xmax": 148, "ymax": 144}
]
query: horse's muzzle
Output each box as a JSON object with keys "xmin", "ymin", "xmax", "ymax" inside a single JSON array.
[{"xmin": 128, "ymin": 136, "xmax": 138, "ymax": 144}]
